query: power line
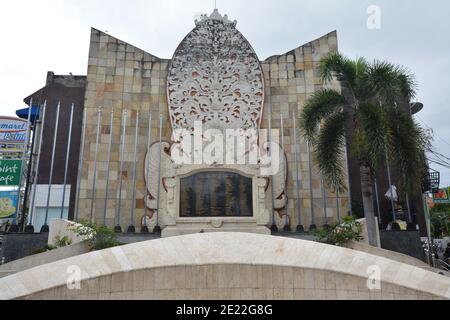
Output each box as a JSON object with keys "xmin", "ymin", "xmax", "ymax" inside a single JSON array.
[
  {"xmin": 428, "ymin": 162, "xmax": 450, "ymax": 171},
  {"xmin": 416, "ymin": 115, "xmax": 450, "ymax": 148},
  {"xmin": 432, "ymin": 150, "xmax": 450, "ymax": 162},
  {"xmin": 428, "ymin": 157, "xmax": 449, "ymax": 165},
  {"xmin": 427, "ymin": 148, "xmax": 450, "ymax": 166},
  {"xmin": 429, "ymin": 153, "xmax": 450, "ymax": 166},
  {"xmin": 428, "ymin": 159, "xmax": 450, "ymax": 170}
]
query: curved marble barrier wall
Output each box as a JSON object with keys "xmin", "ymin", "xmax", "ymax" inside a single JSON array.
[{"xmin": 0, "ymin": 233, "xmax": 449, "ymax": 300}]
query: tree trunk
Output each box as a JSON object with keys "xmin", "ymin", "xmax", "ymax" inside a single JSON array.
[{"xmin": 359, "ymin": 164, "xmax": 379, "ymax": 247}]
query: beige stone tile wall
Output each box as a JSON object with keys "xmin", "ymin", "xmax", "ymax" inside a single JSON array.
[
  {"xmin": 22, "ymin": 266, "xmax": 440, "ymax": 300},
  {"xmin": 80, "ymin": 28, "xmax": 170, "ymax": 229},
  {"xmin": 260, "ymin": 31, "xmax": 350, "ymax": 230},
  {"xmin": 1, "ymin": 233, "xmax": 448, "ymax": 300},
  {"xmin": 78, "ymin": 29, "xmax": 350, "ymax": 232}
]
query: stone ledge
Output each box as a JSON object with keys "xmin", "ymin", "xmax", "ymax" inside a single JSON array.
[{"xmin": 0, "ymin": 233, "xmax": 449, "ymax": 300}]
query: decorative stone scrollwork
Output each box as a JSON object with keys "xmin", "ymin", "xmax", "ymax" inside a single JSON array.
[
  {"xmin": 211, "ymin": 219, "xmax": 224, "ymax": 228},
  {"xmin": 275, "ymin": 213, "xmax": 291, "ymax": 231},
  {"xmin": 257, "ymin": 177, "xmax": 268, "ymax": 204},
  {"xmin": 272, "ymin": 146, "xmax": 288, "ymax": 211},
  {"xmin": 144, "ymin": 141, "xmax": 172, "ymax": 209},
  {"xmin": 167, "ymin": 9, "xmax": 265, "ymax": 132},
  {"xmin": 165, "ymin": 178, "xmax": 176, "ymax": 204}
]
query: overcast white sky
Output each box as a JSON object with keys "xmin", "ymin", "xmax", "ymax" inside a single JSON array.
[{"xmin": 0, "ymin": 0, "xmax": 449, "ymax": 185}]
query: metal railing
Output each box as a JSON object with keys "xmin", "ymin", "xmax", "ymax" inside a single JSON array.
[{"xmin": 433, "ymin": 257, "xmax": 450, "ymax": 272}]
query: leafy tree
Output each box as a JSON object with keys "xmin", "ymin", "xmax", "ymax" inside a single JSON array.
[
  {"xmin": 431, "ymin": 203, "xmax": 450, "ymax": 215},
  {"xmin": 300, "ymin": 53, "xmax": 428, "ymax": 245},
  {"xmin": 430, "ymin": 203, "xmax": 450, "ymax": 238}
]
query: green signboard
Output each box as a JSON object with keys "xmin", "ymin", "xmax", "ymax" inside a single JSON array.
[{"xmin": 0, "ymin": 159, "xmax": 22, "ymax": 186}]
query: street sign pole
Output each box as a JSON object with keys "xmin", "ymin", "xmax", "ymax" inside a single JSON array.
[
  {"xmin": 60, "ymin": 104, "xmax": 75, "ymax": 219},
  {"xmin": 128, "ymin": 111, "xmax": 139, "ymax": 233},
  {"xmin": 26, "ymin": 102, "xmax": 47, "ymax": 233},
  {"xmin": 103, "ymin": 110, "xmax": 114, "ymax": 226},
  {"xmin": 42, "ymin": 102, "xmax": 61, "ymax": 233},
  {"xmin": 20, "ymin": 103, "xmax": 40, "ymax": 231},
  {"xmin": 142, "ymin": 111, "xmax": 152, "ymax": 233},
  {"xmin": 9, "ymin": 99, "xmax": 33, "ymax": 232}
]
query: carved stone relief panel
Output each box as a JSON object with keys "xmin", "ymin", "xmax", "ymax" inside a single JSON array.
[{"xmin": 167, "ymin": 9, "xmax": 265, "ymax": 132}]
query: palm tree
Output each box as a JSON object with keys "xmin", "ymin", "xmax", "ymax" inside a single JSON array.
[{"xmin": 300, "ymin": 53, "xmax": 428, "ymax": 246}]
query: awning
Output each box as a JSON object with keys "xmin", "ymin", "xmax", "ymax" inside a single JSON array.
[{"xmin": 15, "ymin": 105, "xmax": 41, "ymax": 124}]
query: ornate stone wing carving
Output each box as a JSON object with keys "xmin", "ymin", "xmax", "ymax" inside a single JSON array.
[
  {"xmin": 144, "ymin": 141, "xmax": 172, "ymax": 210},
  {"xmin": 275, "ymin": 212, "xmax": 290, "ymax": 230},
  {"xmin": 272, "ymin": 147, "xmax": 288, "ymax": 210}
]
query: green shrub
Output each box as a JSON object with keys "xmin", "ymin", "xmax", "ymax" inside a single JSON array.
[
  {"xmin": 53, "ymin": 235, "xmax": 73, "ymax": 248},
  {"xmin": 430, "ymin": 203, "xmax": 450, "ymax": 238},
  {"xmin": 314, "ymin": 216, "xmax": 364, "ymax": 246},
  {"xmin": 70, "ymin": 219, "xmax": 120, "ymax": 251},
  {"xmin": 431, "ymin": 203, "xmax": 450, "ymax": 215},
  {"xmin": 31, "ymin": 244, "xmax": 57, "ymax": 255},
  {"xmin": 31, "ymin": 236, "xmax": 73, "ymax": 255}
]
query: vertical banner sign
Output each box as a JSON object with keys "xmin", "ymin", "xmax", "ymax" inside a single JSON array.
[
  {"xmin": 0, "ymin": 160, "xmax": 22, "ymax": 186},
  {"xmin": 0, "ymin": 191, "xmax": 19, "ymax": 219}
]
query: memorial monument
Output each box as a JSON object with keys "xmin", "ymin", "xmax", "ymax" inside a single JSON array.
[{"xmin": 78, "ymin": 9, "xmax": 349, "ymax": 236}]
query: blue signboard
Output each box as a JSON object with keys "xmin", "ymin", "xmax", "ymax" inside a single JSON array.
[
  {"xmin": 0, "ymin": 116, "xmax": 29, "ymax": 144},
  {"xmin": 0, "ymin": 190, "xmax": 18, "ymax": 219}
]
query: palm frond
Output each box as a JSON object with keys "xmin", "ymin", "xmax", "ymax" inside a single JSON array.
[
  {"xmin": 396, "ymin": 69, "xmax": 417, "ymax": 101},
  {"xmin": 354, "ymin": 57, "xmax": 369, "ymax": 78},
  {"xmin": 299, "ymin": 88, "xmax": 345, "ymax": 143},
  {"xmin": 319, "ymin": 53, "xmax": 357, "ymax": 88},
  {"xmin": 367, "ymin": 60, "xmax": 417, "ymax": 104},
  {"xmin": 358, "ymin": 102, "xmax": 390, "ymax": 169},
  {"xmin": 387, "ymin": 108, "xmax": 428, "ymax": 193},
  {"xmin": 315, "ymin": 111, "xmax": 347, "ymax": 192},
  {"xmin": 352, "ymin": 58, "xmax": 371, "ymax": 99}
]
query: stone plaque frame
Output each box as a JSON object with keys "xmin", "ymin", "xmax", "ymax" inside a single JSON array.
[
  {"xmin": 161, "ymin": 165, "xmax": 271, "ymax": 237},
  {"xmin": 179, "ymin": 171, "xmax": 254, "ymax": 218}
]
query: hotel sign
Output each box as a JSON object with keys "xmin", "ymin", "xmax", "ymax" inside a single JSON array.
[
  {"xmin": 0, "ymin": 159, "xmax": 22, "ymax": 186},
  {"xmin": 0, "ymin": 116, "xmax": 29, "ymax": 144}
]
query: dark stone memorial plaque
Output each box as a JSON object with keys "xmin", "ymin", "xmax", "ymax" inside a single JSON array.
[{"xmin": 180, "ymin": 172, "xmax": 253, "ymax": 217}]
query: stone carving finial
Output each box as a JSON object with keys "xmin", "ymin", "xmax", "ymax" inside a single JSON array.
[{"xmin": 195, "ymin": 9, "xmax": 237, "ymax": 27}]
